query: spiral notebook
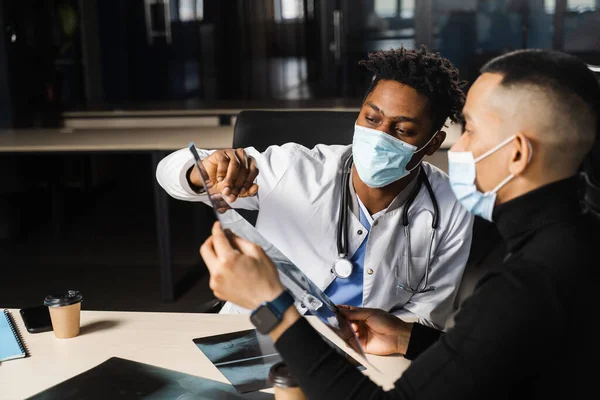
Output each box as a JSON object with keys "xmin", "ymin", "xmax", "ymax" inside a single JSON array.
[{"xmin": 0, "ymin": 309, "xmax": 28, "ymax": 362}]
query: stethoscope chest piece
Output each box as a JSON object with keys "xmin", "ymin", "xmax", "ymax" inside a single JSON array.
[{"xmin": 332, "ymin": 256, "xmax": 353, "ymax": 279}]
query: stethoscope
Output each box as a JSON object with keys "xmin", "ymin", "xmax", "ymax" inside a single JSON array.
[{"xmin": 332, "ymin": 155, "xmax": 440, "ymax": 294}]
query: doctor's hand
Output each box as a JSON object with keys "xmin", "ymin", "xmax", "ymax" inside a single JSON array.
[
  {"xmin": 190, "ymin": 148, "xmax": 259, "ymax": 203},
  {"xmin": 200, "ymin": 222, "xmax": 285, "ymax": 311},
  {"xmin": 338, "ymin": 305, "xmax": 413, "ymax": 356}
]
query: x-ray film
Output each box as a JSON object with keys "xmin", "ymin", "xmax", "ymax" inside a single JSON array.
[
  {"xmin": 193, "ymin": 329, "xmax": 282, "ymax": 393},
  {"xmin": 193, "ymin": 329, "xmax": 364, "ymax": 393},
  {"xmin": 188, "ymin": 143, "xmax": 373, "ymax": 368}
]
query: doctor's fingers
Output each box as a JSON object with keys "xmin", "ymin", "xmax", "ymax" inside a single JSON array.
[
  {"xmin": 230, "ymin": 149, "xmax": 255, "ymax": 197},
  {"xmin": 206, "ymin": 150, "xmax": 235, "ymax": 182},
  {"xmin": 209, "ymin": 149, "xmax": 239, "ymax": 195},
  {"xmin": 220, "ymin": 148, "xmax": 247, "ymax": 199},
  {"xmin": 238, "ymin": 156, "xmax": 259, "ymax": 197}
]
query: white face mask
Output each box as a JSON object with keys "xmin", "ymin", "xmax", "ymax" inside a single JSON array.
[{"xmin": 447, "ymin": 135, "xmax": 532, "ymax": 221}]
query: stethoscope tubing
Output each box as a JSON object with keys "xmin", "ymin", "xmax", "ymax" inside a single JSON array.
[{"xmin": 334, "ymin": 155, "xmax": 439, "ymax": 293}]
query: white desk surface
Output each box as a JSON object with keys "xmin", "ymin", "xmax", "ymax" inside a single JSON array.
[
  {"xmin": 0, "ymin": 127, "xmax": 234, "ymax": 152},
  {"xmin": 0, "ymin": 309, "xmax": 409, "ymax": 399}
]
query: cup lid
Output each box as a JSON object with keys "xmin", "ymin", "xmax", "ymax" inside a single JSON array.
[
  {"xmin": 268, "ymin": 361, "xmax": 298, "ymax": 388},
  {"xmin": 44, "ymin": 290, "xmax": 83, "ymax": 307}
]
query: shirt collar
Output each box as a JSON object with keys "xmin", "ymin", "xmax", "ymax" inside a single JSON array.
[
  {"xmin": 492, "ymin": 176, "xmax": 582, "ymax": 253},
  {"xmin": 348, "ymin": 165, "xmax": 420, "ymax": 220}
]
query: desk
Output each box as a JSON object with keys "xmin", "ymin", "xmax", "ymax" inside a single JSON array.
[
  {"xmin": 0, "ymin": 127, "xmax": 233, "ymax": 152},
  {"xmin": 0, "ymin": 127, "xmax": 233, "ymax": 302},
  {"xmin": 0, "ymin": 309, "xmax": 410, "ymax": 399}
]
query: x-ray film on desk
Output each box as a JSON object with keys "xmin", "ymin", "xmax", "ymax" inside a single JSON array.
[{"xmin": 193, "ymin": 328, "xmax": 365, "ymax": 393}]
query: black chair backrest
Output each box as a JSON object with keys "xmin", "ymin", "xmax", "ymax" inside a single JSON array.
[
  {"xmin": 232, "ymin": 110, "xmax": 358, "ymax": 151},
  {"xmin": 231, "ymin": 110, "xmax": 357, "ymax": 227}
]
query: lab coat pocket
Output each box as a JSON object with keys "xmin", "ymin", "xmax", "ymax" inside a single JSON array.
[{"xmin": 395, "ymin": 255, "xmax": 429, "ymax": 295}]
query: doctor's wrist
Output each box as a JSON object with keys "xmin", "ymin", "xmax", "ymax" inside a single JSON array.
[{"xmin": 186, "ymin": 165, "xmax": 205, "ymax": 193}]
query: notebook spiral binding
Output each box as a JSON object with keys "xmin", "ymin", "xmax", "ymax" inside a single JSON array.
[{"xmin": 3, "ymin": 310, "xmax": 29, "ymax": 357}]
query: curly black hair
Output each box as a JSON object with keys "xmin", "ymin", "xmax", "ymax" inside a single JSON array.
[{"xmin": 359, "ymin": 45, "xmax": 466, "ymax": 132}]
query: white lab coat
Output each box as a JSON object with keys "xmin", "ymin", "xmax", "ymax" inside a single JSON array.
[{"xmin": 156, "ymin": 143, "xmax": 474, "ymax": 330}]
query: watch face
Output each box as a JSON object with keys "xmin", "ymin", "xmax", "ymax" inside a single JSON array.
[{"xmin": 250, "ymin": 306, "xmax": 280, "ymax": 334}]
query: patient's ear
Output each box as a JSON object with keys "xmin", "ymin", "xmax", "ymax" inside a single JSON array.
[{"xmin": 508, "ymin": 133, "xmax": 531, "ymax": 176}]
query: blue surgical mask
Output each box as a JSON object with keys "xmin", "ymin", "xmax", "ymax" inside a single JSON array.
[
  {"xmin": 448, "ymin": 135, "xmax": 532, "ymax": 221},
  {"xmin": 352, "ymin": 124, "xmax": 435, "ymax": 188}
]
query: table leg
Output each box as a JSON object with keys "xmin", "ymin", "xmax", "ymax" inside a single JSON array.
[
  {"xmin": 50, "ymin": 180, "xmax": 64, "ymax": 237},
  {"xmin": 152, "ymin": 151, "xmax": 174, "ymax": 302}
]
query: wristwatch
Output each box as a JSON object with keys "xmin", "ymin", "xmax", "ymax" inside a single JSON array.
[{"xmin": 250, "ymin": 290, "xmax": 295, "ymax": 334}]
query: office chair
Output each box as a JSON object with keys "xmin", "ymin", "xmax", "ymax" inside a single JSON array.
[
  {"xmin": 231, "ymin": 109, "xmax": 357, "ymax": 225},
  {"xmin": 197, "ymin": 109, "xmax": 358, "ymax": 313},
  {"xmin": 232, "ymin": 110, "xmax": 357, "ymax": 151}
]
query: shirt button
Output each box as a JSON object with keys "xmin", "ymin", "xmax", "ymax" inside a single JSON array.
[
  {"xmin": 372, "ymin": 221, "xmax": 378, "ymax": 227},
  {"xmin": 357, "ymin": 230, "xmax": 363, "ymax": 235},
  {"xmin": 367, "ymin": 268, "xmax": 374, "ymax": 275}
]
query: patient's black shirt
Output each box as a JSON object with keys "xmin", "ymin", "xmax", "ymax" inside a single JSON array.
[{"xmin": 274, "ymin": 176, "xmax": 598, "ymax": 399}]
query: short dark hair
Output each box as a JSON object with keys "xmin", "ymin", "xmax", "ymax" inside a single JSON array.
[
  {"xmin": 480, "ymin": 49, "xmax": 600, "ymax": 117},
  {"xmin": 359, "ymin": 45, "xmax": 466, "ymax": 132},
  {"xmin": 481, "ymin": 49, "xmax": 600, "ymax": 178}
]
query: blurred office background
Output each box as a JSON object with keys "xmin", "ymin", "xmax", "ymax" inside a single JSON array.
[
  {"xmin": 2, "ymin": 0, "xmax": 599, "ymax": 127},
  {"xmin": 0, "ymin": 0, "xmax": 599, "ymax": 310}
]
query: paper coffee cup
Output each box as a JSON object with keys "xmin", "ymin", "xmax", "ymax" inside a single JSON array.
[
  {"xmin": 269, "ymin": 361, "xmax": 306, "ymax": 400},
  {"xmin": 44, "ymin": 290, "xmax": 83, "ymax": 339}
]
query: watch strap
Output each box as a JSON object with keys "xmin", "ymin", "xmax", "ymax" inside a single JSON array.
[{"xmin": 268, "ymin": 290, "xmax": 295, "ymax": 317}]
